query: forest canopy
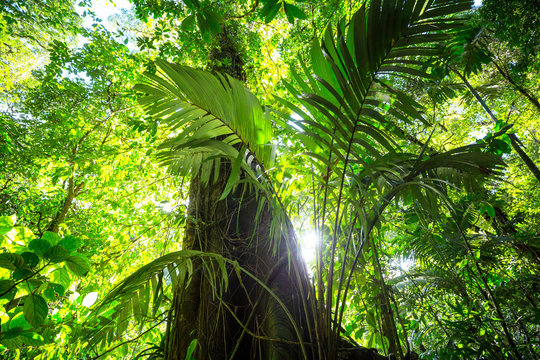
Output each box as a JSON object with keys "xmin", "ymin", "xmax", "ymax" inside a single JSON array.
[{"xmin": 0, "ymin": 0, "xmax": 539, "ymax": 359}]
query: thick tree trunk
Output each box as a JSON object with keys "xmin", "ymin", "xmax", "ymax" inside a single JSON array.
[
  {"xmin": 165, "ymin": 166, "xmax": 311, "ymax": 359},
  {"xmin": 164, "ymin": 28, "xmax": 312, "ymax": 360}
]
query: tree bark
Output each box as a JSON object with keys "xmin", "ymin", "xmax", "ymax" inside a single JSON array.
[
  {"xmin": 164, "ymin": 28, "xmax": 312, "ymax": 360},
  {"xmin": 46, "ymin": 176, "xmax": 84, "ymax": 233},
  {"xmin": 165, "ymin": 165, "xmax": 312, "ymax": 359}
]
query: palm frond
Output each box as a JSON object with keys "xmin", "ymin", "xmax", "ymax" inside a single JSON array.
[
  {"xmin": 84, "ymin": 250, "xmax": 229, "ymax": 350},
  {"xmin": 281, "ymin": 0, "xmax": 475, "ymax": 174},
  {"xmin": 445, "ymin": 25, "xmax": 493, "ymax": 77},
  {"xmin": 135, "ymin": 61, "xmax": 273, "ymax": 188},
  {"xmin": 275, "ymin": 2, "xmax": 512, "ymax": 351}
]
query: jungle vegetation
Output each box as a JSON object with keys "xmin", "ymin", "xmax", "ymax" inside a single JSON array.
[{"xmin": 0, "ymin": 0, "xmax": 539, "ymax": 359}]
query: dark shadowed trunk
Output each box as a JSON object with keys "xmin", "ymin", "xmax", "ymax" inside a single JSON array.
[
  {"xmin": 165, "ymin": 160, "xmax": 313, "ymax": 359},
  {"xmin": 164, "ymin": 28, "xmax": 313, "ymax": 360}
]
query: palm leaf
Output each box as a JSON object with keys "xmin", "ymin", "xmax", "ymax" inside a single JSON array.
[
  {"xmin": 276, "ymin": 1, "xmax": 510, "ymax": 349},
  {"xmin": 84, "ymin": 250, "xmax": 229, "ymax": 349},
  {"xmin": 281, "ymin": 0, "xmax": 474, "ymax": 175},
  {"xmin": 135, "ymin": 60, "xmax": 273, "ymax": 187}
]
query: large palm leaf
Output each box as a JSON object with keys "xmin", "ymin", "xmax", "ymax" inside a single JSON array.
[
  {"xmin": 282, "ymin": 0, "xmax": 474, "ymax": 166},
  {"xmin": 277, "ymin": 0, "xmax": 509, "ymax": 355},
  {"xmin": 134, "ymin": 60, "xmax": 274, "ymax": 196}
]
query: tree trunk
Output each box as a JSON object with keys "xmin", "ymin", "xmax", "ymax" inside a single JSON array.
[
  {"xmin": 164, "ymin": 28, "xmax": 312, "ymax": 360},
  {"xmin": 46, "ymin": 176, "xmax": 84, "ymax": 233},
  {"xmin": 165, "ymin": 164, "xmax": 312, "ymax": 359}
]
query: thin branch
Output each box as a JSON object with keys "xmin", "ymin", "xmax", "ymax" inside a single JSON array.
[
  {"xmin": 231, "ymin": 0, "xmax": 259, "ymax": 19},
  {"xmin": 0, "ymin": 261, "xmax": 51, "ymax": 298},
  {"xmin": 452, "ymin": 66, "xmax": 540, "ymax": 183}
]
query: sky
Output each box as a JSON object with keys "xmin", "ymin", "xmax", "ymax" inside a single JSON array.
[{"xmin": 79, "ymin": 0, "xmax": 131, "ymax": 29}]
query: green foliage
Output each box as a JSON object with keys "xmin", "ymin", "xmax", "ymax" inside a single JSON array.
[
  {"xmin": 0, "ymin": 216, "xmax": 90, "ymax": 350},
  {"xmin": 184, "ymin": 339, "xmax": 197, "ymax": 360},
  {"xmin": 23, "ymin": 295, "xmax": 48, "ymax": 328},
  {"xmin": 84, "ymin": 250, "xmax": 228, "ymax": 351},
  {"xmin": 135, "ymin": 60, "xmax": 274, "ymax": 196},
  {"xmin": 479, "ymin": 0, "xmax": 540, "ymax": 59},
  {"xmin": 1, "ymin": 0, "xmax": 539, "ymax": 358},
  {"xmin": 260, "ymin": 0, "xmax": 306, "ymax": 24}
]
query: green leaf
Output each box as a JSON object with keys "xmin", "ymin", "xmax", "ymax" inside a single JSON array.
[
  {"xmin": 474, "ymin": 248, "xmax": 481, "ymax": 260},
  {"xmin": 185, "ymin": 338, "xmax": 197, "ymax": 360},
  {"xmin": 219, "ymin": 149, "xmax": 243, "ymax": 201},
  {"xmin": 13, "ymin": 268, "xmax": 33, "ymax": 280},
  {"xmin": 26, "ymin": 278, "xmax": 43, "ymax": 291},
  {"xmin": 0, "ymin": 279, "xmax": 15, "ymax": 299},
  {"xmin": 260, "ymin": 0, "xmax": 278, "ymax": 18},
  {"xmin": 10, "ymin": 312, "xmax": 32, "ymax": 330},
  {"xmin": 366, "ymin": 311, "xmax": 377, "ymax": 329},
  {"xmin": 1, "ymin": 327, "xmax": 24, "ymax": 340},
  {"xmin": 0, "ymin": 327, "xmax": 24, "ymax": 349},
  {"xmin": 50, "ymin": 268, "xmax": 72, "ymax": 288},
  {"xmin": 0, "ymin": 215, "xmax": 14, "ymax": 236},
  {"xmin": 44, "ymin": 282, "xmax": 66, "ymax": 301},
  {"xmin": 181, "ymin": 14, "xmax": 196, "ymax": 31},
  {"xmin": 151, "ymin": 273, "xmax": 163, "ymax": 317},
  {"xmin": 204, "ymin": 9, "xmax": 223, "ymax": 33},
  {"xmin": 28, "ymin": 238, "xmax": 52, "ymax": 256},
  {"xmin": 262, "ymin": 1, "xmax": 281, "ymax": 23},
  {"xmin": 1, "ymin": 337, "xmax": 22, "ymax": 350},
  {"xmin": 19, "ymin": 332, "xmax": 44, "ymax": 346},
  {"xmin": 0, "ymin": 253, "xmax": 26, "ymax": 270},
  {"xmin": 41, "ymin": 231, "xmax": 60, "ymax": 245},
  {"xmin": 140, "ymin": 61, "xmax": 273, "ymax": 179},
  {"xmin": 23, "ymin": 294, "xmax": 48, "ymax": 328},
  {"xmin": 196, "ymin": 12, "xmax": 211, "ymax": 42},
  {"xmin": 59, "ymin": 235, "xmax": 82, "ymax": 252},
  {"xmin": 489, "ymin": 138, "xmax": 512, "ymax": 155},
  {"xmin": 183, "ymin": 0, "xmax": 199, "ymax": 10},
  {"xmin": 50, "ymin": 283, "xmax": 65, "ymax": 296},
  {"xmin": 43, "ymin": 288, "xmax": 56, "ymax": 301},
  {"xmin": 284, "ymin": 3, "xmax": 306, "ymax": 23},
  {"xmin": 44, "ymin": 244, "xmax": 70, "ymax": 263},
  {"xmin": 480, "ymin": 203, "xmax": 496, "ymax": 218},
  {"xmin": 21, "ymin": 252, "xmax": 39, "ymax": 268},
  {"xmin": 65, "ymin": 255, "xmax": 91, "ymax": 276}
]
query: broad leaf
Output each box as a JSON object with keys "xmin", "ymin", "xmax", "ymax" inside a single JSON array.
[
  {"xmin": 0, "ymin": 253, "xmax": 25, "ymax": 270},
  {"xmin": 23, "ymin": 294, "xmax": 48, "ymax": 328},
  {"xmin": 65, "ymin": 255, "xmax": 91, "ymax": 276}
]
